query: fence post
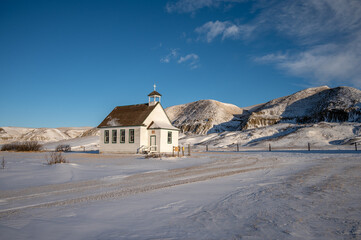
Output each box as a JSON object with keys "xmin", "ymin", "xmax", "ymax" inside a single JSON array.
[
  {"xmin": 269, "ymin": 143, "xmax": 271, "ymax": 152},
  {"xmin": 237, "ymin": 144, "xmax": 239, "ymax": 152},
  {"xmin": 308, "ymin": 142, "xmax": 311, "ymax": 151},
  {"xmin": 188, "ymin": 144, "xmax": 191, "ymax": 156},
  {"xmin": 206, "ymin": 145, "xmax": 208, "ymax": 152},
  {"xmin": 355, "ymin": 142, "xmax": 358, "ymax": 151}
]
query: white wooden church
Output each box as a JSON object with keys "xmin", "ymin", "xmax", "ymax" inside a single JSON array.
[{"xmin": 97, "ymin": 86, "xmax": 179, "ymax": 154}]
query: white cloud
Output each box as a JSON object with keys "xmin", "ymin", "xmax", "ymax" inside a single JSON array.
[
  {"xmin": 160, "ymin": 57, "xmax": 170, "ymax": 63},
  {"xmin": 195, "ymin": 20, "xmax": 254, "ymax": 42},
  {"xmin": 178, "ymin": 53, "xmax": 198, "ymax": 63},
  {"xmin": 161, "ymin": 50, "xmax": 200, "ymax": 69},
  {"xmin": 252, "ymin": 0, "xmax": 361, "ymax": 87},
  {"xmin": 254, "ymin": 53, "xmax": 288, "ymax": 63},
  {"xmin": 178, "ymin": 53, "xmax": 200, "ymax": 69},
  {"xmin": 195, "ymin": 21, "xmax": 227, "ymax": 42},
  {"xmin": 253, "ymin": 0, "xmax": 361, "ymax": 45},
  {"xmin": 160, "ymin": 49, "xmax": 179, "ymax": 63},
  {"xmin": 256, "ymin": 38, "xmax": 361, "ymax": 87},
  {"xmin": 166, "ymin": 0, "xmax": 244, "ymax": 13}
]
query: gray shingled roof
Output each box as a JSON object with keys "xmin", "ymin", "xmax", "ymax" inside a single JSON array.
[{"xmin": 97, "ymin": 103, "xmax": 158, "ymax": 128}]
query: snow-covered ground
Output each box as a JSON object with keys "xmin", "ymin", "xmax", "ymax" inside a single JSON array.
[
  {"xmin": 42, "ymin": 136, "xmax": 99, "ymax": 152},
  {"xmin": 0, "ymin": 150, "xmax": 360, "ymax": 239}
]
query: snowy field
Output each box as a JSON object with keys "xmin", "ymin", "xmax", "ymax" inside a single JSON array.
[{"xmin": 0, "ymin": 150, "xmax": 360, "ymax": 239}]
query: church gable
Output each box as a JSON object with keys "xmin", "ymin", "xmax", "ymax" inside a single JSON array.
[{"xmin": 143, "ymin": 103, "xmax": 174, "ymax": 127}]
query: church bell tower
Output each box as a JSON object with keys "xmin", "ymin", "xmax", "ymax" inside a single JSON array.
[{"xmin": 148, "ymin": 84, "xmax": 162, "ymax": 106}]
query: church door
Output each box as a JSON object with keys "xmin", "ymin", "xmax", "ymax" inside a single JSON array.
[{"xmin": 150, "ymin": 135, "xmax": 156, "ymax": 152}]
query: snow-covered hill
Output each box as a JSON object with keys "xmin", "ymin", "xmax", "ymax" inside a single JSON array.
[
  {"xmin": 166, "ymin": 99, "xmax": 243, "ymax": 134},
  {"xmin": 240, "ymin": 86, "xmax": 361, "ymax": 130},
  {"xmin": 166, "ymin": 86, "xmax": 361, "ymax": 148},
  {"xmin": 0, "ymin": 127, "xmax": 97, "ymax": 144},
  {"xmin": 79, "ymin": 127, "xmax": 100, "ymax": 137},
  {"xmin": 167, "ymin": 86, "xmax": 361, "ymax": 136}
]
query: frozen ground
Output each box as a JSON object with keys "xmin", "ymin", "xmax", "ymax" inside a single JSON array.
[{"xmin": 0, "ymin": 150, "xmax": 360, "ymax": 239}]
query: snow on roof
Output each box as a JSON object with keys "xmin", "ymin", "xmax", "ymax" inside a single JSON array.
[{"xmin": 148, "ymin": 121, "xmax": 179, "ymax": 130}]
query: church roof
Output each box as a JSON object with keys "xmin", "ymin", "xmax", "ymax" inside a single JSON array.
[
  {"xmin": 148, "ymin": 90, "xmax": 162, "ymax": 97},
  {"xmin": 97, "ymin": 103, "xmax": 158, "ymax": 128}
]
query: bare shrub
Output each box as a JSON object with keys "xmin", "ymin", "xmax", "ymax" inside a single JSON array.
[
  {"xmin": 46, "ymin": 152, "xmax": 68, "ymax": 165},
  {"xmin": 1, "ymin": 141, "xmax": 42, "ymax": 151},
  {"xmin": 55, "ymin": 144, "xmax": 71, "ymax": 152}
]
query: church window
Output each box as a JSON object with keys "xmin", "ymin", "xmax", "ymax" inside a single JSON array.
[
  {"xmin": 120, "ymin": 129, "xmax": 125, "ymax": 143},
  {"xmin": 104, "ymin": 130, "xmax": 109, "ymax": 144},
  {"xmin": 168, "ymin": 131, "xmax": 172, "ymax": 144},
  {"xmin": 112, "ymin": 130, "xmax": 117, "ymax": 143},
  {"xmin": 129, "ymin": 129, "xmax": 134, "ymax": 143}
]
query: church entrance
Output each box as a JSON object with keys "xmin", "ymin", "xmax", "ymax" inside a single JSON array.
[{"xmin": 150, "ymin": 135, "xmax": 157, "ymax": 152}]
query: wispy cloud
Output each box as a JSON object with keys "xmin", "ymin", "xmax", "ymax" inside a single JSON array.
[
  {"xmin": 253, "ymin": 0, "xmax": 361, "ymax": 45},
  {"xmin": 166, "ymin": 0, "xmax": 244, "ymax": 14},
  {"xmin": 252, "ymin": 0, "xmax": 361, "ymax": 87},
  {"xmin": 256, "ymin": 38, "xmax": 361, "ymax": 87},
  {"xmin": 160, "ymin": 49, "xmax": 179, "ymax": 63},
  {"xmin": 161, "ymin": 49, "xmax": 200, "ymax": 69},
  {"xmin": 178, "ymin": 53, "xmax": 200, "ymax": 69},
  {"xmin": 195, "ymin": 20, "xmax": 254, "ymax": 42}
]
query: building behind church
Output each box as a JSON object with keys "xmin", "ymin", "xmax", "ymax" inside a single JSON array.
[{"xmin": 97, "ymin": 87, "xmax": 179, "ymax": 154}]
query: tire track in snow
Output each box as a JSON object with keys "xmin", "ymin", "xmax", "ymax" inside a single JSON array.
[
  {"xmin": 0, "ymin": 157, "xmax": 269, "ymax": 217},
  {"xmin": 0, "ymin": 157, "xmax": 258, "ymax": 201},
  {"xmin": 0, "ymin": 167, "xmax": 265, "ymax": 216}
]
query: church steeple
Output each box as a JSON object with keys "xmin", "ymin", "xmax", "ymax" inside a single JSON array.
[{"xmin": 148, "ymin": 84, "xmax": 162, "ymax": 106}]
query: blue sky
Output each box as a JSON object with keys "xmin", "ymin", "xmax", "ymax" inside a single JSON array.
[{"xmin": 1, "ymin": 0, "xmax": 360, "ymax": 128}]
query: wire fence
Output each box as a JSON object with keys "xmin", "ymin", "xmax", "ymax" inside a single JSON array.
[{"xmin": 186, "ymin": 142, "xmax": 361, "ymax": 154}]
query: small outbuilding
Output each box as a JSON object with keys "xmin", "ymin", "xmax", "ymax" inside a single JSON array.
[{"xmin": 97, "ymin": 86, "xmax": 179, "ymax": 154}]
